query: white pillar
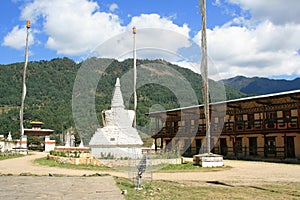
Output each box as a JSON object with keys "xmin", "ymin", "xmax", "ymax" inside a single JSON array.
[
  {"xmin": 20, "ymin": 135, "xmax": 27, "ymax": 148},
  {"xmin": 45, "ymin": 136, "xmax": 56, "ymax": 152}
]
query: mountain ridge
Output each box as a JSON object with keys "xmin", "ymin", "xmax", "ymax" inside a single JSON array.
[{"xmin": 221, "ymin": 75, "xmax": 300, "ymax": 95}]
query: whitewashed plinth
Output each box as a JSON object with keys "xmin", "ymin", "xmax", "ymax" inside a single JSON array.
[
  {"xmin": 193, "ymin": 153, "xmax": 223, "ymax": 167},
  {"xmin": 12, "ymin": 147, "xmax": 28, "ymax": 155},
  {"xmin": 91, "ymin": 146, "xmax": 142, "ymax": 159},
  {"xmin": 44, "ymin": 136, "xmax": 56, "ymax": 152},
  {"xmin": 14, "ymin": 135, "xmax": 28, "ymax": 155}
]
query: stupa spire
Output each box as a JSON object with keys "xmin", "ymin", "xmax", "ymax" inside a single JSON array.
[{"xmin": 111, "ymin": 78, "xmax": 125, "ymax": 109}]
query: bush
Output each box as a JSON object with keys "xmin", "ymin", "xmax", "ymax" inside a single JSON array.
[{"xmin": 50, "ymin": 150, "xmax": 81, "ymax": 158}]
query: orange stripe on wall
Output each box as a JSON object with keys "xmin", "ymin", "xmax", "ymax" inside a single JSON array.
[
  {"xmin": 45, "ymin": 141, "xmax": 56, "ymax": 145},
  {"xmin": 17, "ymin": 141, "xmax": 27, "ymax": 144}
]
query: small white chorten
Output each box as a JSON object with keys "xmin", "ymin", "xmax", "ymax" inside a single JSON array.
[{"xmin": 7, "ymin": 132, "xmax": 12, "ymax": 141}]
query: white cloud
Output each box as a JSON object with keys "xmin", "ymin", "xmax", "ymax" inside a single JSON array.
[
  {"xmin": 2, "ymin": 25, "xmax": 34, "ymax": 50},
  {"xmin": 128, "ymin": 14, "xmax": 190, "ymax": 37},
  {"xmin": 193, "ymin": 20, "xmax": 300, "ymax": 80},
  {"xmin": 20, "ymin": 0, "xmax": 124, "ymax": 55},
  {"xmin": 109, "ymin": 3, "xmax": 119, "ymax": 12},
  {"xmin": 17, "ymin": 0, "xmax": 191, "ymax": 59},
  {"xmin": 92, "ymin": 27, "xmax": 192, "ymax": 62},
  {"xmin": 124, "ymin": 14, "xmax": 191, "ymax": 59},
  {"xmin": 58, "ymin": 12, "xmax": 192, "ymax": 61},
  {"xmin": 227, "ymin": 0, "xmax": 300, "ymax": 25},
  {"xmin": 213, "ymin": 0, "xmax": 222, "ymax": 6}
]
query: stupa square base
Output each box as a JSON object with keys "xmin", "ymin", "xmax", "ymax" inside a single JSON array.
[
  {"xmin": 91, "ymin": 146, "xmax": 142, "ymax": 159},
  {"xmin": 193, "ymin": 153, "xmax": 223, "ymax": 167}
]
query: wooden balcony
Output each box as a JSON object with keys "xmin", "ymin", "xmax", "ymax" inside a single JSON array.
[
  {"xmin": 223, "ymin": 116, "xmax": 299, "ymax": 133},
  {"xmin": 152, "ymin": 116, "xmax": 300, "ymax": 138}
]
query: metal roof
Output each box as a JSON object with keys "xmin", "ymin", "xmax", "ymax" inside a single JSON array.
[{"xmin": 147, "ymin": 89, "xmax": 300, "ymax": 116}]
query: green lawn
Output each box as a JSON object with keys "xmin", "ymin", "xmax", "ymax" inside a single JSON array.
[
  {"xmin": 34, "ymin": 157, "xmax": 113, "ymax": 171},
  {"xmin": 0, "ymin": 154, "xmax": 24, "ymax": 160},
  {"xmin": 155, "ymin": 162, "xmax": 231, "ymax": 172}
]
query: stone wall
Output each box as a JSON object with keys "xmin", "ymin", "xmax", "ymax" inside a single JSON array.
[
  {"xmin": 47, "ymin": 154, "xmax": 182, "ymax": 167},
  {"xmin": 0, "ymin": 140, "xmax": 18, "ymax": 152},
  {"xmin": 47, "ymin": 155, "xmax": 103, "ymax": 166}
]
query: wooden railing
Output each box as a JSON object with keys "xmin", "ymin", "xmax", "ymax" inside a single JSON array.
[
  {"xmin": 180, "ymin": 145, "xmax": 287, "ymax": 158},
  {"xmin": 152, "ymin": 116, "xmax": 299, "ymax": 138},
  {"xmin": 223, "ymin": 116, "xmax": 299, "ymax": 133}
]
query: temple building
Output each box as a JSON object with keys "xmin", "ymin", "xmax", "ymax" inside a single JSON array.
[
  {"xmin": 148, "ymin": 90, "xmax": 300, "ymax": 161},
  {"xmin": 89, "ymin": 78, "xmax": 143, "ymax": 158}
]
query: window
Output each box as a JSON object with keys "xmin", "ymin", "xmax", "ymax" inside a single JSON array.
[
  {"xmin": 266, "ymin": 112, "xmax": 277, "ymax": 129},
  {"xmin": 266, "ymin": 111, "xmax": 276, "ymax": 120},
  {"xmin": 236, "ymin": 114, "xmax": 243, "ymax": 130},
  {"xmin": 236, "ymin": 114, "xmax": 243, "ymax": 122},
  {"xmin": 284, "ymin": 110, "xmax": 291, "ymax": 121},
  {"xmin": 246, "ymin": 113, "xmax": 254, "ymax": 129},
  {"xmin": 214, "ymin": 117, "xmax": 219, "ymax": 123},
  {"xmin": 181, "ymin": 121, "xmax": 185, "ymax": 126},
  {"xmin": 191, "ymin": 120, "xmax": 195, "ymax": 126}
]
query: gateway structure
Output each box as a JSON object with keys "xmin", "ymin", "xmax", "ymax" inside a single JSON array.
[{"xmin": 89, "ymin": 78, "xmax": 143, "ymax": 158}]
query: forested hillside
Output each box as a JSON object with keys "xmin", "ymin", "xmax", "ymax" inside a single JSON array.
[
  {"xmin": 0, "ymin": 58, "xmax": 78, "ymax": 143},
  {"xmin": 0, "ymin": 57, "xmax": 245, "ymax": 144}
]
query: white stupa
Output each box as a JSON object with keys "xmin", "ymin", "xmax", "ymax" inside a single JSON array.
[{"xmin": 89, "ymin": 78, "xmax": 143, "ymax": 158}]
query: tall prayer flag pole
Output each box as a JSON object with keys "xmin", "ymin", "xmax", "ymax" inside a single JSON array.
[
  {"xmin": 133, "ymin": 26, "xmax": 137, "ymax": 128},
  {"xmin": 20, "ymin": 20, "xmax": 30, "ymax": 140},
  {"xmin": 199, "ymin": 0, "xmax": 211, "ymax": 153}
]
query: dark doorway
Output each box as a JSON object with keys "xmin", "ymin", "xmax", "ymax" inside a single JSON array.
[
  {"xmin": 210, "ymin": 138, "xmax": 215, "ymax": 154},
  {"xmin": 249, "ymin": 137, "xmax": 257, "ymax": 156},
  {"xmin": 165, "ymin": 139, "xmax": 171, "ymax": 151},
  {"xmin": 183, "ymin": 139, "xmax": 192, "ymax": 156},
  {"xmin": 286, "ymin": 136, "xmax": 295, "ymax": 158},
  {"xmin": 233, "ymin": 137, "xmax": 243, "ymax": 157},
  {"xmin": 264, "ymin": 137, "xmax": 276, "ymax": 157},
  {"xmin": 195, "ymin": 139, "xmax": 202, "ymax": 154},
  {"xmin": 220, "ymin": 138, "xmax": 228, "ymax": 156}
]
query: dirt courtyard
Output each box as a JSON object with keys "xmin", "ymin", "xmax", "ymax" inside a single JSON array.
[
  {"xmin": 1, "ymin": 152, "xmax": 300, "ymax": 186},
  {"xmin": 0, "ymin": 152, "xmax": 300, "ymax": 199},
  {"xmin": 153, "ymin": 159, "xmax": 300, "ymax": 186}
]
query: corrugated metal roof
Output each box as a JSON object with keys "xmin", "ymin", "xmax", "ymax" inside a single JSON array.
[{"xmin": 147, "ymin": 89, "xmax": 300, "ymax": 115}]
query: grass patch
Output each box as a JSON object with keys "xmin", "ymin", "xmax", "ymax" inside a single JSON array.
[
  {"xmin": 154, "ymin": 162, "xmax": 231, "ymax": 172},
  {"xmin": 115, "ymin": 177, "xmax": 300, "ymax": 200},
  {"xmin": 34, "ymin": 157, "xmax": 113, "ymax": 171},
  {"xmin": 0, "ymin": 154, "xmax": 24, "ymax": 160}
]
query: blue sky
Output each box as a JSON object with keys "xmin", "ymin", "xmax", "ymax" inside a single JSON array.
[{"xmin": 1, "ymin": 0, "xmax": 300, "ymax": 80}]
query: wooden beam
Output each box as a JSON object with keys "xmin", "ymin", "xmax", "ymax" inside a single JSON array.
[
  {"xmin": 227, "ymin": 104, "xmax": 241, "ymax": 109},
  {"xmin": 290, "ymin": 96, "xmax": 300, "ymax": 100},
  {"xmin": 256, "ymin": 100, "xmax": 272, "ymax": 105}
]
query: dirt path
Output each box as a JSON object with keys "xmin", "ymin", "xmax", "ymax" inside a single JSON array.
[
  {"xmin": 0, "ymin": 152, "xmax": 124, "ymax": 177},
  {"xmin": 1, "ymin": 152, "xmax": 300, "ymax": 186}
]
